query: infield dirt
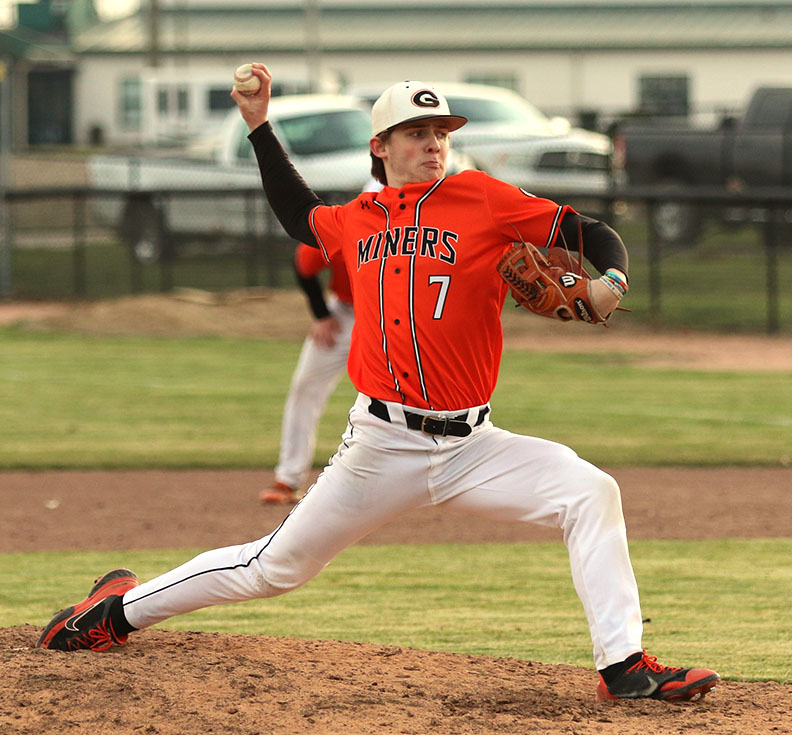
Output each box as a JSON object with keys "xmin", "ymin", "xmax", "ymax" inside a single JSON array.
[{"xmin": 1, "ymin": 292, "xmax": 791, "ymax": 734}]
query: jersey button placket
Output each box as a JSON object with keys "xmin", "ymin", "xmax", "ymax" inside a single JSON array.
[
  {"xmin": 388, "ymin": 257, "xmax": 408, "ymax": 386},
  {"xmin": 392, "ymin": 191, "xmax": 411, "ymax": 219}
]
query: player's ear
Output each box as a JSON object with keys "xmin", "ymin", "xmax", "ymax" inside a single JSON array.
[{"xmin": 370, "ymin": 136, "xmax": 387, "ymax": 159}]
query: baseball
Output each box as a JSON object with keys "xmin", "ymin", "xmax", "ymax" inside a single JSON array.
[{"xmin": 233, "ymin": 64, "xmax": 261, "ymax": 95}]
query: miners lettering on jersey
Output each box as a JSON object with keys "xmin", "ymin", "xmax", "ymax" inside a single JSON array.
[{"xmin": 357, "ymin": 227, "xmax": 458, "ymax": 270}]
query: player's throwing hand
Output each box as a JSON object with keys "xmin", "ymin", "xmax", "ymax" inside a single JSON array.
[{"xmin": 231, "ymin": 62, "xmax": 273, "ymax": 131}]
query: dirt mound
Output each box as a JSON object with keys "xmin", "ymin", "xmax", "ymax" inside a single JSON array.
[
  {"xmin": 4, "ymin": 626, "xmax": 790, "ymax": 735},
  {"xmin": 2, "ymin": 290, "xmax": 792, "ymax": 371}
]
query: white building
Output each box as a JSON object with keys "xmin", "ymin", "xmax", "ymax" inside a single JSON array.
[{"xmin": 4, "ymin": 0, "xmax": 792, "ymax": 147}]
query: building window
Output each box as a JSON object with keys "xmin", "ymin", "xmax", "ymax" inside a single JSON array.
[
  {"xmin": 464, "ymin": 73, "xmax": 518, "ymax": 93},
  {"xmin": 208, "ymin": 87, "xmax": 236, "ymax": 113},
  {"xmin": 155, "ymin": 85, "xmax": 190, "ymax": 118},
  {"xmin": 157, "ymin": 86, "xmax": 169, "ymax": 115},
  {"xmin": 176, "ymin": 87, "xmax": 189, "ymax": 117},
  {"xmin": 639, "ymin": 75, "xmax": 689, "ymax": 117},
  {"xmin": 119, "ymin": 77, "xmax": 142, "ymax": 130}
]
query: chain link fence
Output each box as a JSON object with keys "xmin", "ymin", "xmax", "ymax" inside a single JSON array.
[{"xmin": 1, "ymin": 154, "xmax": 791, "ymax": 334}]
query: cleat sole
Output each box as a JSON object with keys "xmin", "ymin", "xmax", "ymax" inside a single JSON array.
[{"xmin": 659, "ymin": 673, "xmax": 720, "ymax": 702}]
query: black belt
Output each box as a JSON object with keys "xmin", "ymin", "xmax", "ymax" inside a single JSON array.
[{"xmin": 368, "ymin": 398, "xmax": 489, "ymax": 437}]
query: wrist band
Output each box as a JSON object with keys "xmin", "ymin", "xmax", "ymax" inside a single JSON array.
[
  {"xmin": 600, "ymin": 273, "xmax": 627, "ymax": 298},
  {"xmin": 603, "ymin": 271, "xmax": 628, "ymax": 296},
  {"xmin": 605, "ymin": 269, "xmax": 628, "ymax": 292}
]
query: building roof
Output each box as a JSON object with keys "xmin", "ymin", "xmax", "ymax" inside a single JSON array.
[
  {"xmin": 72, "ymin": 3, "xmax": 792, "ymax": 55},
  {"xmin": 0, "ymin": 27, "xmax": 72, "ymax": 62}
]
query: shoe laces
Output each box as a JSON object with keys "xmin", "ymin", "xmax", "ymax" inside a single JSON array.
[
  {"xmin": 67, "ymin": 620, "xmax": 123, "ymax": 652},
  {"xmin": 627, "ymin": 650, "xmax": 681, "ymax": 675}
]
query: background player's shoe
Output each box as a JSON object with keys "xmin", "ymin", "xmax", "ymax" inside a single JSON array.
[
  {"xmin": 259, "ymin": 482, "xmax": 298, "ymax": 504},
  {"xmin": 36, "ymin": 569, "xmax": 139, "ymax": 651},
  {"xmin": 596, "ymin": 650, "xmax": 720, "ymax": 701}
]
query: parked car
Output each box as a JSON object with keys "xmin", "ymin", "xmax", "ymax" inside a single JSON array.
[
  {"xmin": 352, "ymin": 82, "xmax": 614, "ymax": 197},
  {"xmin": 89, "ymin": 95, "xmax": 375, "ymax": 262},
  {"xmin": 90, "ymin": 93, "xmax": 474, "ymax": 263},
  {"xmin": 614, "ymin": 86, "xmax": 792, "ymax": 245}
]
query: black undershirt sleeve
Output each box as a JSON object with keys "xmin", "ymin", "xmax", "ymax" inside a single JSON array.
[
  {"xmin": 248, "ymin": 122, "xmax": 323, "ymax": 248},
  {"xmin": 558, "ymin": 212, "xmax": 629, "ymax": 280},
  {"xmin": 296, "ymin": 267, "xmax": 331, "ymax": 320}
]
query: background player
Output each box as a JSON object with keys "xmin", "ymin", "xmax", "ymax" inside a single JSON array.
[
  {"xmin": 37, "ymin": 69, "xmax": 719, "ymax": 703},
  {"xmin": 262, "ymin": 179, "xmax": 383, "ymax": 505},
  {"xmin": 260, "ymin": 243, "xmax": 354, "ymax": 504}
]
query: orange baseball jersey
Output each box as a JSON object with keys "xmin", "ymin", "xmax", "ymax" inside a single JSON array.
[
  {"xmin": 308, "ymin": 170, "xmax": 574, "ymax": 411},
  {"xmin": 295, "ymin": 242, "xmax": 352, "ymax": 305}
]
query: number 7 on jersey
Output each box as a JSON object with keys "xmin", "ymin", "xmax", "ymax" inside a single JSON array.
[{"xmin": 428, "ymin": 275, "xmax": 451, "ymax": 319}]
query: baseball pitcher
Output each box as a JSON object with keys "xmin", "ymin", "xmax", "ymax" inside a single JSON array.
[{"xmin": 38, "ymin": 68, "xmax": 719, "ymax": 703}]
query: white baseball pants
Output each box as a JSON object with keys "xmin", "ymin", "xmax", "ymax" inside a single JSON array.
[
  {"xmin": 123, "ymin": 393, "xmax": 644, "ymax": 669},
  {"xmin": 274, "ymin": 297, "xmax": 354, "ymax": 490}
]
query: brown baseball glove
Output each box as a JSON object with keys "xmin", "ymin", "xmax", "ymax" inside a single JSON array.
[{"xmin": 497, "ymin": 241, "xmax": 616, "ymax": 324}]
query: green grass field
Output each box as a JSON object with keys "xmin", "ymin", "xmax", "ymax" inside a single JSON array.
[
  {"xmin": 2, "ymin": 541, "xmax": 790, "ymax": 682},
  {"xmin": 1, "ymin": 331, "xmax": 790, "ymax": 468},
  {"xmin": 1, "ymin": 327, "xmax": 790, "ymax": 682}
]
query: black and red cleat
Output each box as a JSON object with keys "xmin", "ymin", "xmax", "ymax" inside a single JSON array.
[
  {"xmin": 36, "ymin": 569, "xmax": 139, "ymax": 652},
  {"xmin": 597, "ymin": 650, "xmax": 720, "ymax": 702}
]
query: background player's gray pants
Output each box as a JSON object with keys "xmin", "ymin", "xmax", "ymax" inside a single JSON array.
[{"xmin": 124, "ymin": 393, "xmax": 643, "ymax": 669}]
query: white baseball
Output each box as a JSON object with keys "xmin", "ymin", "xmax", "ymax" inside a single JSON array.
[{"xmin": 233, "ymin": 64, "xmax": 261, "ymax": 95}]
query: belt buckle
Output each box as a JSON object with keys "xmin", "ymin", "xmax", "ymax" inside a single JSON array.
[{"xmin": 420, "ymin": 414, "xmax": 448, "ymax": 436}]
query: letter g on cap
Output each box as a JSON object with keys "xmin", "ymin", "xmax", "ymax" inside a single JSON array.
[{"xmin": 412, "ymin": 90, "xmax": 441, "ymax": 108}]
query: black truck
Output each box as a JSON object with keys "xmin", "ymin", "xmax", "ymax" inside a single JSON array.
[{"xmin": 615, "ymin": 87, "xmax": 792, "ymax": 244}]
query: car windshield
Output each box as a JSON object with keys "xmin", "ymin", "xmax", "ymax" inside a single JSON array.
[
  {"xmin": 446, "ymin": 95, "xmax": 552, "ymax": 134},
  {"xmin": 278, "ymin": 109, "xmax": 372, "ymax": 156}
]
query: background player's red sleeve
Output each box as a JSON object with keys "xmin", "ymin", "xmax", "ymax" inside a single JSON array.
[{"xmin": 295, "ymin": 242, "xmax": 330, "ymax": 278}]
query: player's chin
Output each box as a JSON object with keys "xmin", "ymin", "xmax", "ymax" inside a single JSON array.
[{"xmin": 422, "ymin": 164, "xmax": 446, "ymax": 179}]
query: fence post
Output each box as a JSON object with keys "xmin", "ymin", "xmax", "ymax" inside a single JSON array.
[
  {"xmin": 157, "ymin": 194, "xmax": 173, "ymax": 293},
  {"xmin": 263, "ymin": 206, "xmax": 280, "ymax": 289},
  {"xmin": 129, "ymin": 255, "xmax": 143, "ymax": 293},
  {"xmin": 763, "ymin": 204, "xmax": 780, "ymax": 334},
  {"xmin": 244, "ymin": 191, "xmax": 259, "ymax": 288},
  {"xmin": 72, "ymin": 193, "xmax": 87, "ymax": 298},
  {"xmin": 646, "ymin": 197, "xmax": 662, "ymax": 325},
  {"xmin": 0, "ymin": 191, "xmax": 12, "ymax": 299},
  {"xmin": 0, "ymin": 58, "xmax": 12, "ymax": 300}
]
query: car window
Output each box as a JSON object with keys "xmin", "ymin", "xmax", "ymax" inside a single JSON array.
[
  {"xmin": 235, "ymin": 121, "xmax": 254, "ymax": 162},
  {"xmin": 446, "ymin": 95, "xmax": 552, "ymax": 133},
  {"xmin": 278, "ymin": 110, "xmax": 371, "ymax": 156}
]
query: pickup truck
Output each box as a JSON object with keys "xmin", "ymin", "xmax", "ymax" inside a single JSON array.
[
  {"xmin": 615, "ymin": 87, "xmax": 792, "ymax": 245},
  {"xmin": 89, "ymin": 95, "xmax": 375, "ymax": 262},
  {"xmin": 89, "ymin": 93, "xmax": 477, "ymax": 263}
]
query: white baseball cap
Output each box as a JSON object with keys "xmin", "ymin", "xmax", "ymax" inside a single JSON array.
[{"xmin": 370, "ymin": 81, "xmax": 467, "ymax": 137}]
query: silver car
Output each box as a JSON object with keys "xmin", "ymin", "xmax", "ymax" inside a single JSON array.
[{"xmin": 354, "ymin": 82, "xmax": 613, "ymax": 196}]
